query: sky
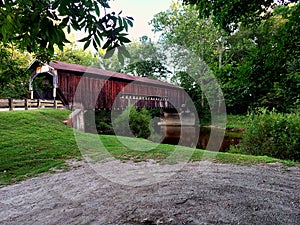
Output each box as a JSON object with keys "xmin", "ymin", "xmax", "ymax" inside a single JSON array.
[
  {"xmin": 108, "ymin": 0, "xmax": 174, "ymax": 41},
  {"xmin": 73, "ymin": 0, "xmax": 174, "ymax": 50}
]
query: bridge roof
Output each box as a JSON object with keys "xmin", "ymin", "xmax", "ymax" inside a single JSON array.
[{"xmin": 49, "ymin": 61, "xmax": 181, "ymax": 89}]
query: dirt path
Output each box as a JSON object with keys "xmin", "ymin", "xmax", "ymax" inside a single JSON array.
[{"xmin": 0, "ymin": 160, "xmax": 299, "ymax": 225}]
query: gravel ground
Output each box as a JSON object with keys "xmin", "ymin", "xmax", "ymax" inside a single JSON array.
[{"xmin": 0, "ymin": 160, "xmax": 299, "ymax": 225}]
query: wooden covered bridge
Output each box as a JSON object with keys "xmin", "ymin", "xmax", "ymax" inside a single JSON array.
[{"xmin": 29, "ymin": 60, "xmax": 187, "ymax": 111}]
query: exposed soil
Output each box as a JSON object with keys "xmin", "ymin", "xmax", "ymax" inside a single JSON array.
[{"xmin": 0, "ymin": 160, "xmax": 299, "ymax": 225}]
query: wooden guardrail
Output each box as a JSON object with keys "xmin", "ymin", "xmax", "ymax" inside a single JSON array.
[{"xmin": 0, "ymin": 99, "xmax": 64, "ymax": 111}]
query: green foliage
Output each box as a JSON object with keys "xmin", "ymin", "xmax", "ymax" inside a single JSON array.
[
  {"xmin": 151, "ymin": 3, "xmax": 221, "ymax": 65},
  {"xmin": 99, "ymin": 36, "xmax": 170, "ymax": 80},
  {"xmin": 0, "ymin": 44, "xmax": 32, "ymax": 98},
  {"xmin": 129, "ymin": 107, "xmax": 151, "ymax": 138},
  {"xmin": 113, "ymin": 106, "xmax": 151, "ymax": 139},
  {"xmin": 226, "ymin": 114, "xmax": 248, "ymax": 129},
  {"xmin": 151, "ymin": 4, "xmax": 227, "ymax": 118},
  {"xmin": 171, "ymin": 71, "xmax": 211, "ymax": 124},
  {"xmin": 95, "ymin": 110, "xmax": 114, "ymax": 134},
  {"xmin": 0, "ymin": 0, "xmax": 133, "ymax": 60},
  {"xmin": 237, "ymin": 109, "xmax": 300, "ymax": 161},
  {"xmin": 53, "ymin": 44, "xmax": 100, "ymax": 68},
  {"xmin": 152, "ymin": 3, "xmax": 299, "ymax": 115},
  {"xmin": 215, "ymin": 4, "xmax": 300, "ymax": 113},
  {"xmin": 97, "ymin": 121, "xmax": 113, "ymax": 134},
  {"xmin": 124, "ymin": 60, "xmax": 170, "ymax": 80},
  {"xmin": 183, "ymin": 0, "xmax": 299, "ymax": 32},
  {"xmin": 122, "ymin": 36, "xmax": 170, "ymax": 80}
]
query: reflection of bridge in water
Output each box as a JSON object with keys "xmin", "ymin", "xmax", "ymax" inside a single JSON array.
[
  {"xmin": 197, "ymin": 127, "xmax": 241, "ymax": 152},
  {"xmin": 158, "ymin": 110, "xmax": 199, "ymax": 148},
  {"xmin": 160, "ymin": 123, "xmax": 241, "ymax": 152}
]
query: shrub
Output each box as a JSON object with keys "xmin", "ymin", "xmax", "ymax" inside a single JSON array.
[
  {"xmin": 113, "ymin": 106, "xmax": 151, "ymax": 139},
  {"xmin": 97, "ymin": 121, "xmax": 113, "ymax": 134},
  {"xmin": 95, "ymin": 110, "xmax": 114, "ymax": 134},
  {"xmin": 237, "ymin": 108, "xmax": 300, "ymax": 161},
  {"xmin": 83, "ymin": 110, "xmax": 114, "ymax": 134}
]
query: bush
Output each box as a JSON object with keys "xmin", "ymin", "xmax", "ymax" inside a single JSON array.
[
  {"xmin": 95, "ymin": 110, "xmax": 114, "ymax": 134},
  {"xmin": 237, "ymin": 108, "xmax": 300, "ymax": 161},
  {"xmin": 113, "ymin": 106, "xmax": 151, "ymax": 139}
]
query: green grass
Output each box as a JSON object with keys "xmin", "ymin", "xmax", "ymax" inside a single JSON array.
[
  {"xmin": 0, "ymin": 110, "xmax": 297, "ymax": 187},
  {"xmin": 99, "ymin": 135, "xmax": 295, "ymax": 166},
  {"xmin": 226, "ymin": 114, "xmax": 248, "ymax": 129},
  {"xmin": 0, "ymin": 109, "xmax": 81, "ymax": 186}
]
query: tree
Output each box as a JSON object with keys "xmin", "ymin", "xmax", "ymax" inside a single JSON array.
[
  {"xmin": 151, "ymin": 3, "xmax": 222, "ymax": 66},
  {"xmin": 0, "ymin": 0, "xmax": 133, "ymax": 60},
  {"xmin": 152, "ymin": 2, "xmax": 300, "ymax": 114},
  {"xmin": 0, "ymin": 44, "xmax": 33, "ymax": 98},
  {"xmin": 151, "ymin": 3, "xmax": 225, "ymax": 118},
  {"xmin": 122, "ymin": 36, "xmax": 170, "ymax": 80},
  {"xmin": 113, "ymin": 106, "xmax": 151, "ymax": 139},
  {"xmin": 98, "ymin": 36, "xmax": 171, "ymax": 80},
  {"xmin": 216, "ymin": 4, "xmax": 300, "ymax": 113},
  {"xmin": 53, "ymin": 44, "xmax": 100, "ymax": 67},
  {"xmin": 182, "ymin": 0, "xmax": 299, "ymax": 32}
]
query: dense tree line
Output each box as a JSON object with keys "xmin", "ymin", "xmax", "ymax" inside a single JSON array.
[
  {"xmin": 151, "ymin": 2, "xmax": 300, "ymax": 114},
  {"xmin": 0, "ymin": 0, "xmax": 299, "ymax": 115}
]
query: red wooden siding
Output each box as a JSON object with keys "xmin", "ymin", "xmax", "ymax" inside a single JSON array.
[{"xmin": 52, "ymin": 61, "xmax": 186, "ymax": 110}]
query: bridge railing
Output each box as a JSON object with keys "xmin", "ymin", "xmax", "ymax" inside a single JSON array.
[{"xmin": 0, "ymin": 98, "xmax": 64, "ymax": 111}]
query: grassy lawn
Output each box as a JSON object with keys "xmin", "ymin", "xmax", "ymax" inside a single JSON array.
[
  {"xmin": 226, "ymin": 114, "xmax": 248, "ymax": 129},
  {"xmin": 0, "ymin": 109, "xmax": 296, "ymax": 186},
  {"xmin": 0, "ymin": 109, "xmax": 81, "ymax": 186}
]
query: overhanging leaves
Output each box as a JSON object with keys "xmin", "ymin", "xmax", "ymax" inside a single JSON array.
[{"xmin": 0, "ymin": 0, "xmax": 134, "ymax": 60}]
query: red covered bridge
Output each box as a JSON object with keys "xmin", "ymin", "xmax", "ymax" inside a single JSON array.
[{"xmin": 29, "ymin": 61, "xmax": 187, "ymax": 110}]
